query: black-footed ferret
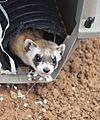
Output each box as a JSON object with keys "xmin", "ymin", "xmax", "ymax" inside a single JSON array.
[{"xmin": 9, "ymin": 29, "xmax": 65, "ymax": 77}]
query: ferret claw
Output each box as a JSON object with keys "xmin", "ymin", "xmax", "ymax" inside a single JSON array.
[
  {"xmin": 44, "ymin": 75, "xmax": 53, "ymax": 82},
  {"xmin": 27, "ymin": 70, "xmax": 53, "ymax": 82}
]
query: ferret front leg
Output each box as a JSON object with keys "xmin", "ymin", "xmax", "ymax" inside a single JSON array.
[
  {"xmin": 27, "ymin": 70, "xmax": 39, "ymax": 81},
  {"xmin": 44, "ymin": 75, "xmax": 53, "ymax": 82},
  {"xmin": 38, "ymin": 75, "xmax": 53, "ymax": 82}
]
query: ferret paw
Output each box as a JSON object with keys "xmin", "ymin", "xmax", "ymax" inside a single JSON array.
[
  {"xmin": 44, "ymin": 75, "xmax": 53, "ymax": 82},
  {"xmin": 0, "ymin": 69, "xmax": 12, "ymax": 75},
  {"xmin": 38, "ymin": 75, "xmax": 53, "ymax": 82},
  {"xmin": 27, "ymin": 71, "xmax": 38, "ymax": 81}
]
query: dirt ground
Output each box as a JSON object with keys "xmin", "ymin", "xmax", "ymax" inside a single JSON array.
[{"xmin": 0, "ymin": 38, "xmax": 100, "ymax": 120}]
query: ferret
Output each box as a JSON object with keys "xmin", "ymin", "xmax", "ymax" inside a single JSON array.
[{"xmin": 8, "ymin": 29, "xmax": 65, "ymax": 78}]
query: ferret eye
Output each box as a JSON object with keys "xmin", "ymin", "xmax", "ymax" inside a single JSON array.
[
  {"xmin": 35, "ymin": 54, "xmax": 42, "ymax": 62},
  {"xmin": 52, "ymin": 56, "xmax": 56, "ymax": 65}
]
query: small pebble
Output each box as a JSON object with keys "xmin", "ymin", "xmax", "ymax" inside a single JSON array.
[
  {"xmin": 87, "ymin": 101, "xmax": 89, "ymax": 104},
  {"xmin": 24, "ymin": 117, "xmax": 28, "ymax": 119},
  {"xmin": 72, "ymin": 87, "xmax": 76, "ymax": 90},
  {"xmin": 17, "ymin": 90, "xmax": 24, "ymax": 98},
  {"xmin": 0, "ymin": 97, "xmax": 4, "ymax": 101},
  {"xmin": 10, "ymin": 90, "xmax": 17, "ymax": 99},
  {"xmin": 35, "ymin": 101, "xmax": 43, "ymax": 105},
  {"xmin": 38, "ymin": 115, "xmax": 43, "ymax": 119},
  {"xmin": 43, "ymin": 99, "xmax": 48, "ymax": 104},
  {"xmin": 42, "ymin": 108, "xmax": 46, "ymax": 113},
  {"xmin": 6, "ymin": 84, "xmax": 10, "ymax": 88},
  {"xmin": 24, "ymin": 103, "xmax": 28, "ymax": 108},
  {"xmin": 28, "ymin": 115, "xmax": 32, "ymax": 118},
  {"xmin": 14, "ymin": 86, "xmax": 17, "ymax": 90}
]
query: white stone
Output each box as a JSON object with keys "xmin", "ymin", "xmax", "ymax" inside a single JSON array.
[
  {"xmin": 17, "ymin": 90, "xmax": 24, "ymax": 98},
  {"xmin": 43, "ymin": 99, "xmax": 48, "ymax": 104},
  {"xmin": 72, "ymin": 87, "xmax": 76, "ymax": 90},
  {"xmin": 28, "ymin": 115, "xmax": 32, "ymax": 118},
  {"xmin": 35, "ymin": 101, "xmax": 43, "ymax": 105},
  {"xmin": 38, "ymin": 115, "xmax": 43, "ymax": 119},
  {"xmin": 24, "ymin": 117, "xmax": 28, "ymax": 119},
  {"xmin": 24, "ymin": 103, "xmax": 28, "ymax": 108},
  {"xmin": 14, "ymin": 86, "xmax": 17, "ymax": 90},
  {"xmin": 42, "ymin": 108, "xmax": 46, "ymax": 113},
  {"xmin": 6, "ymin": 84, "xmax": 10, "ymax": 88},
  {"xmin": 87, "ymin": 101, "xmax": 89, "ymax": 104},
  {"xmin": 0, "ymin": 97, "xmax": 4, "ymax": 101}
]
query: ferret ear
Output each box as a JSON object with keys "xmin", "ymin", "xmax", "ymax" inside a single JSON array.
[
  {"xmin": 24, "ymin": 39, "xmax": 38, "ymax": 52},
  {"xmin": 56, "ymin": 44, "xmax": 66, "ymax": 56}
]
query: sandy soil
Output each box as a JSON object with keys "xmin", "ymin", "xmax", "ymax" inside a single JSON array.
[{"xmin": 0, "ymin": 38, "xmax": 100, "ymax": 120}]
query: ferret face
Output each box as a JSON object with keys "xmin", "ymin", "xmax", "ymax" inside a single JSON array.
[{"xmin": 24, "ymin": 39, "xmax": 65, "ymax": 76}]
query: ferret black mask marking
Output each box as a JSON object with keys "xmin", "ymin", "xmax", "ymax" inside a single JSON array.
[{"xmin": 33, "ymin": 54, "xmax": 57, "ymax": 68}]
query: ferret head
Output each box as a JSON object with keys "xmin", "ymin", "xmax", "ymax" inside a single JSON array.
[{"xmin": 24, "ymin": 39, "xmax": 65, "ymax": 76}]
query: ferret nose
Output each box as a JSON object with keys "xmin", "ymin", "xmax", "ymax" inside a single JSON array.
[{"xmin": 43, "ymin": 67, "xmax": 50, "ymax": 73}]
